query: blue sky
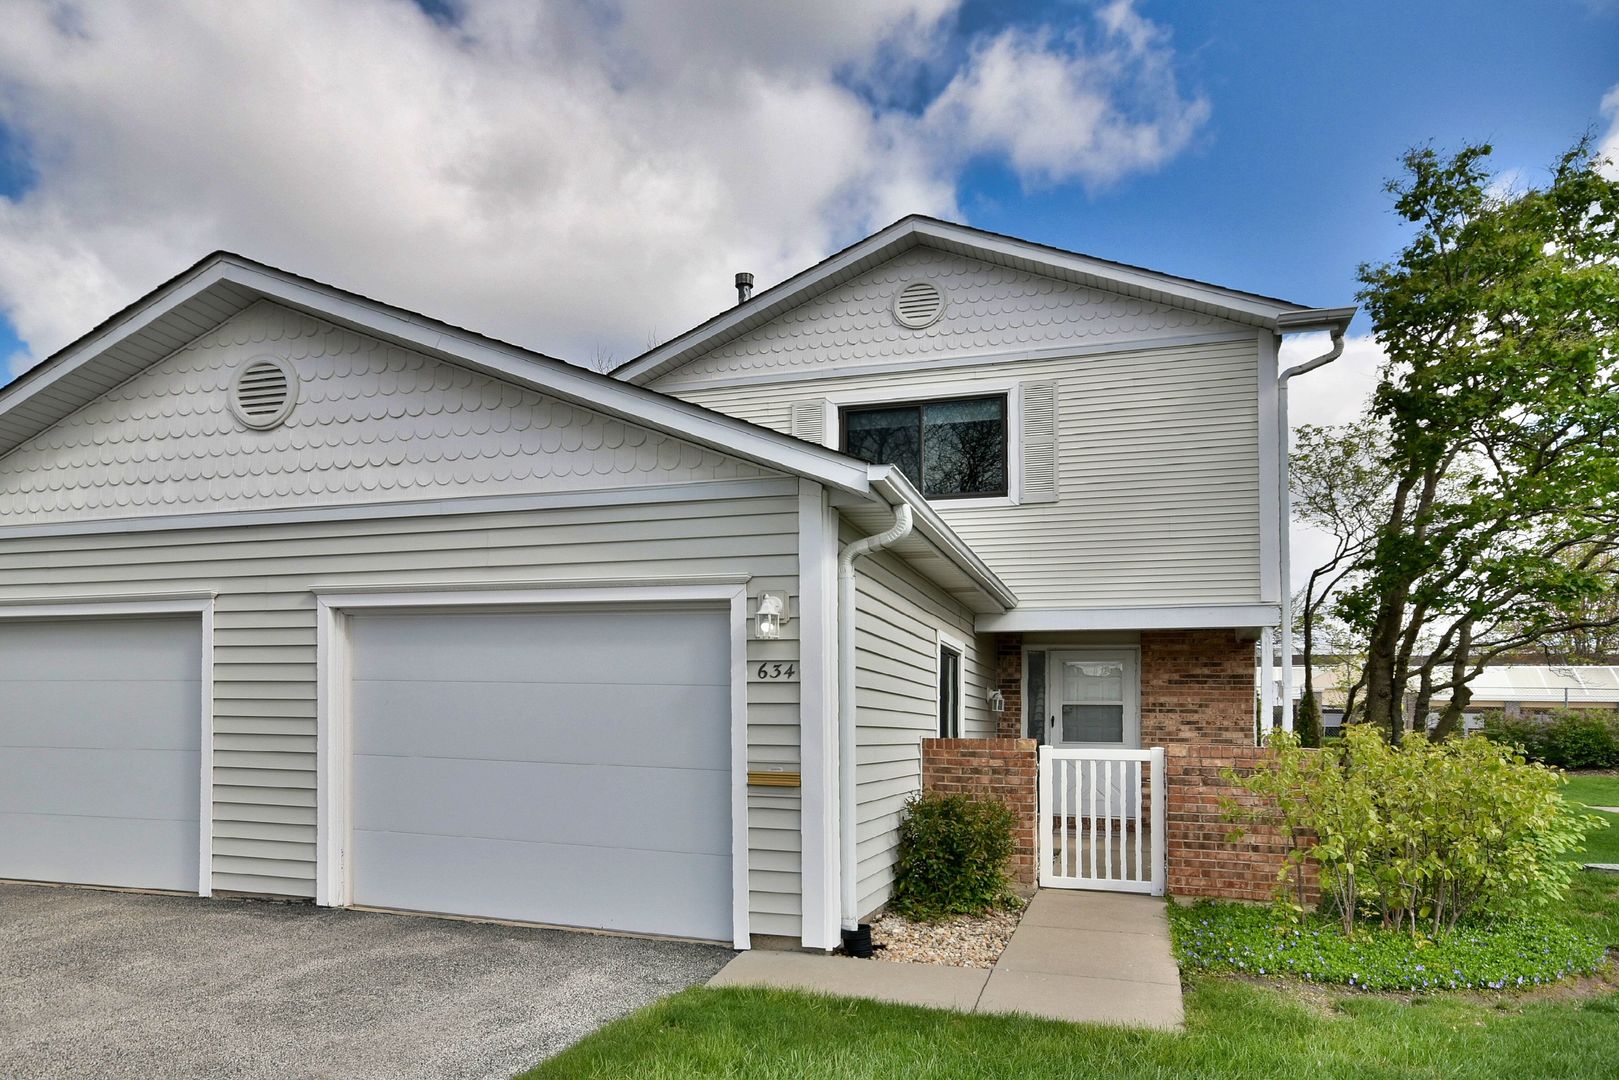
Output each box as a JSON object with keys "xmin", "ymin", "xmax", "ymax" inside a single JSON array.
[{"xmin": 0, "ymin": 1, "xmax": 1615, "ymax": 388}]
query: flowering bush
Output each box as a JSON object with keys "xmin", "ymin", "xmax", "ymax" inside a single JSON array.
[
  {"xmin": 1169, "ymin": 900, "xmax": 1606, "ymax": 992},
  {"xmin": 1228, "ymin": 726, "xmax": 1602, "ymax": 935}
]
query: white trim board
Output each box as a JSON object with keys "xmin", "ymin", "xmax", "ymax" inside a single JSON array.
[
  {"xmin": 978, "ymin": 604, "xmax": 1281, "ymax": 633},
  {"xmin": 0, "ymin": 595, "xmax": 215, "ymax": 898},
  {"xmin": 313, "ymin": 581, "xmax": 753, "ymax": 950}
]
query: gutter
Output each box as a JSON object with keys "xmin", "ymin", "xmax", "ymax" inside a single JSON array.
[
  {"xmin": 836, "ymin": 502, "xmax": 914, "ymax": 941},
  {"xmin": 865, "ymin": 466, "xmax": 1018, "ymax": 612},
  {"xmin": 1272, "ymin": 307, "xmax": 1356, "ymax": 732}
]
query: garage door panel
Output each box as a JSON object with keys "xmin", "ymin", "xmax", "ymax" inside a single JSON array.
[
  {"xmin": 0, "ymin": 679, "xmax": 199, "ymax": 749},
  {"xmin": 349, "ymin": 610, "xmax": 729, "ymax": 687},
  {"xmin": 0, "ymin": 615, "xmax": 201, "ymax": 894},
  {"xmin": 0, "ymin": 812, "xmax": 198, "ymax": 892},
  {"xmin": 353, "ymin": 755, "xmax": 730, "ymax": 855},
  {"xmin": 350, "ymin": 680, "xmax": 730, "ymax": 767},
  {"xmin": 350, "ymin": 829, "xmax": 732, "ymax": 941},
  {"xmin": 0, "ymin": 619, "xmax": 201, "ymax": 681},
  {"xmin": 347, "ymin": 605, "xmax": 734, "ymax": 940},
  {"xmin": 0, "ymin": 747, "xmax": 201, "ymax": 821}
]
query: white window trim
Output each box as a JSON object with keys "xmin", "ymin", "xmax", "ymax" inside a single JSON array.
[
  {"xmin": 0, "ymin": 593, "xmax": 216, "ymax": 898},
  {"xmin": 821, "ymin": 382, "xmax": 1023, "ymax": 508},
  {"xmin": 1031, "ymin": 645, "xmax": 1142, "ymax": 749},
  {"xmin": 314, "ymin": 581, "xmax": 752, "ymax": 950},
  {"xmin": 937, "ymin": 629, "xmax": 968, "ymax": 738}
]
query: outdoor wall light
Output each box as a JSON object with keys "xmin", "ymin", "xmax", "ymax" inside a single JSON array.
[
  {"xmin": 755, "ymin": 592, "xmax": 789, "ymax": 640},
  {"xmin": 987, "ymin": 689, "xmax": 1006, "ymax": 714}
]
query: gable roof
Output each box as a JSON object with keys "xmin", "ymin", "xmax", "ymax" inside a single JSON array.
[
  {"xmin": 613, "ymin": 214, "xmax": 1356, "ymax": 386},
  {"xmin": 0, "ymin": 251, "xmax": 1015, "ymax": 612}
]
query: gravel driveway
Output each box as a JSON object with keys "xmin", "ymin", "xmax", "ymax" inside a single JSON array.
[{"xmin": 0, "ymin": 882, "xmax": 731, "ymax": 1079}]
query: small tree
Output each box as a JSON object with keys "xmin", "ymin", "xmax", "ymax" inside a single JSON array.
[
  {"xmin": 1341, "ymin": 139, "xmax": 1619, "ymax": 742},
  {"xmin": 1294, "ymin": 689, "xmax": 1324, "ymax": 748}
]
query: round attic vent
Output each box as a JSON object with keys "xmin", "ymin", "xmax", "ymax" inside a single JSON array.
[
  {"xmin": 229, "ymin": 357, "xmax": 297, "ymax": 430},
  {"xmin": 893, "ymin": 280, "xmax": 945, "ymax": 329}
]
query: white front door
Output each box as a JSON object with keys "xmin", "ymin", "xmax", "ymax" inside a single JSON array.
[{"xmin": 1045, "ymin": 649, "xmax": 1140, "ymax": 817}]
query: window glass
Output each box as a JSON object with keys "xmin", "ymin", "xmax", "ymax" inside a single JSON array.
[
  {"xmin": 922, "ymin": 398, "xmax": 1005, "ymax": 497},
  {"xmin": 1063, "ymin": 660, "xmax": 1124, "ymax": 703},
  {"xmin": 1026, "ymin": 649, "xmax": 1047, "ymax": 743},
  {"xmin": 937, "ymin": 646, "xmax": 961, "ymax": 737},
  {"xmin": 1063, "ymin": 703, "xmax": 1125, "ymax": 743},
  {"xmin": 844, "ymin": 406, "xmax": 921, "ymax": 489},
  {"xmin": 841, "ymin": 396, "xmax": 1006, "ymax": 498}
]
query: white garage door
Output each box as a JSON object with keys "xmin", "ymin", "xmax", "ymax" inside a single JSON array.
[
  {"xmin": 0, "ymin": 617, "xmax": 202, "ymax": 892},
  {"xmin": 348, "ymin": 607, "xmax": 734, "ymax": 941}
]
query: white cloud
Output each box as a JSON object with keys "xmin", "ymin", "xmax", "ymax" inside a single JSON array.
[
  {"xmin": 923, "ymin": 3, "xmax": 1208, "ymax": 188},
  {"xmin": 1599, "ymin": 82, "xmax": 1619, "ymax": 179},
  {"xmin": 1281, "ymin": 332, "xmax": 1384, "ymax": 430},
  {"xmin": 1281, "ymin": 332, "xmax": 1386, "ymax": 594},
  {"xmin": 0, "ymin": 0, "xmax": 1209, "ymax": 377}
]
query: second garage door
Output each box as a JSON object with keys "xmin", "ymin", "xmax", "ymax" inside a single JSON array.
[
  {"xmin": 347, "ymin": 606, "xmax": 734, "ymax": 941},
  {"xmin": 0, "ymin": 616, "xmax": 201, "ymax": 893}
]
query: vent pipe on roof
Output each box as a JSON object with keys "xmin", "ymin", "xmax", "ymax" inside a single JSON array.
[{"xmin": 735, "ymin": 271, "xmax": 754, "ymax": 305}]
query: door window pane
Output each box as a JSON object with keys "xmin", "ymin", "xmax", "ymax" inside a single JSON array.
[
  {"xmin": 1063, "ymin": 704, "xmax": 1125, "ymax": 743},
  {"xmin": 922, "ymin": 398, "xmax": 1005, "ymax": 497},
  {"xmin": 844, "ymin": 406, "xmax": 921, "ymax": 488},
  {"xmin": 1062, "ymin": 660, "xmax": 1124, "ymax": 703}
]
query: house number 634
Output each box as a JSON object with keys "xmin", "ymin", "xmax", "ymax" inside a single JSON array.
[{"xmin": 752, "ymin": 662, "xmax": 798, "ymax": 681}]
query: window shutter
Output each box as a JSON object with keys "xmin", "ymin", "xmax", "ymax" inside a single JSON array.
[
  {"xmin": 790, "ymin": 399, "xmax": 831, "ymax": 446},
  {"xmin": 1020, "ymin": 382, "xmax": 1058, "ymax": 503}
]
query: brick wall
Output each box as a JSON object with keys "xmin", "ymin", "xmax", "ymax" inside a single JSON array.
[
  {"xmin": 1164, "ymin": 744, "xmax": 1319, "ymax": 904},
  {"xmin": 920, "ymin": 737, "xmax": 1038, "ymax": 888},
  {"xmin": 994, "ymin": 634, "xmax": 1023, "ymax": 739},
  {"xmin": 1140, "ymin": 629, "xmax": 1255, "ymax": 746}
]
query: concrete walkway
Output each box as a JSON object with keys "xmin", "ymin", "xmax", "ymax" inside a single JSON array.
[{"xmin": 709, "ymin": 890, "xmax": 1184, "ymax": 1030}]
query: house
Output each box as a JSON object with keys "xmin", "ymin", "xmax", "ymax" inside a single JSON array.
[
  {"xmin": 1276, "ymin": 656, "xmax": 1619, "ymax": 734},
  {"xmin": 0, "ymin": 216, "xmax": 1353, "ymax": 951}
]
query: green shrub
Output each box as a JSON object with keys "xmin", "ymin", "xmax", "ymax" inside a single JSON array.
[
  {"xmin": 1480, "ymin": 711, "xmax": 1547, "ymax": 760},
  {"xmin": 889, "ymin": 791, "xmax": 1019, "ymax": 920},
  {"xmin": 1482, "ymin": 709, "xmax": 1619, "ymax": 769},
  {"xmin": 1230, "ymin": 726, "xmax": 1602, "ymax": 936},
  {"xmin": 1540, "ymin": 712, "xmax": 1619, "ymax": 769},
  {"xmin": 1168, "ymin": 900, "xmax": 1607, "ymax": 992}
]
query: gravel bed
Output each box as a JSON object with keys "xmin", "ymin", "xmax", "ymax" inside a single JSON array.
[{"xmin": 870, "ymin": 908, "xmax": 1022, "ymax": 968}]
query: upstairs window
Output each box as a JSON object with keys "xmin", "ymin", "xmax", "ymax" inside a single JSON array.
[{"xmin": 841, "ymin": 395, "xmax": 1007, "ymax": 499}]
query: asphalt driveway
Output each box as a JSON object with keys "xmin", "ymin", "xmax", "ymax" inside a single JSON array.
[{"xmin": 0, "ymin": 882, "xmax": 731, "ymax": 1079}]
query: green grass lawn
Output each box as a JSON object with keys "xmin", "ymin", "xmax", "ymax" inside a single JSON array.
[
  {"xmin": 519, "ymin": 774, "xmax": 1619, "ymax": 1079},
  {"xmin": 521, "ymin": 981, "xmax": 1619, "ymax": 1079}
]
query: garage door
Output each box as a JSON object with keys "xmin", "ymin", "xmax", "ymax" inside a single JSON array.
[
  {"xmin": 0, "ymin": 617, "xmax": 202, "ymax": 892},
  {"xmin": 348, "ymin": 607, "xmax": 734, "ymax": 941}
]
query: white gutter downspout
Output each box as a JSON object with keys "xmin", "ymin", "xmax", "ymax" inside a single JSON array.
[
  {"xmin": 836, "ymin": 503, "xmax": 913, "ymax": 933},
  {"xmin": 1275, "ymin": 325, "xmax": 1346, "ymax": 733}
]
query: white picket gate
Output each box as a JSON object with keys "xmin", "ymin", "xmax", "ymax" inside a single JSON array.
[{"xmin": 1038, "ymin": 746, "xmax": 1165, "ymax": 894}]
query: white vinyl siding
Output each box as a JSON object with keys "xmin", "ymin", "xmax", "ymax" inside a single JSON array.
[
  {"xmin": 849, "ymin": 538, "xmax": 991, "ymax": 919},
  {"xmin": 0, "ymin": 482, "xmax": 805, "ymax": 938},
  {"xmin": 675, "ymin": 336, "xmax": 1263, "ymax": 609}
]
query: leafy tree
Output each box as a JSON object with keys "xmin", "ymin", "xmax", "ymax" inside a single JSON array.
[{"xmin": 1341, "ymin": 139, "xmax": 1619, "ymax": 742}]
